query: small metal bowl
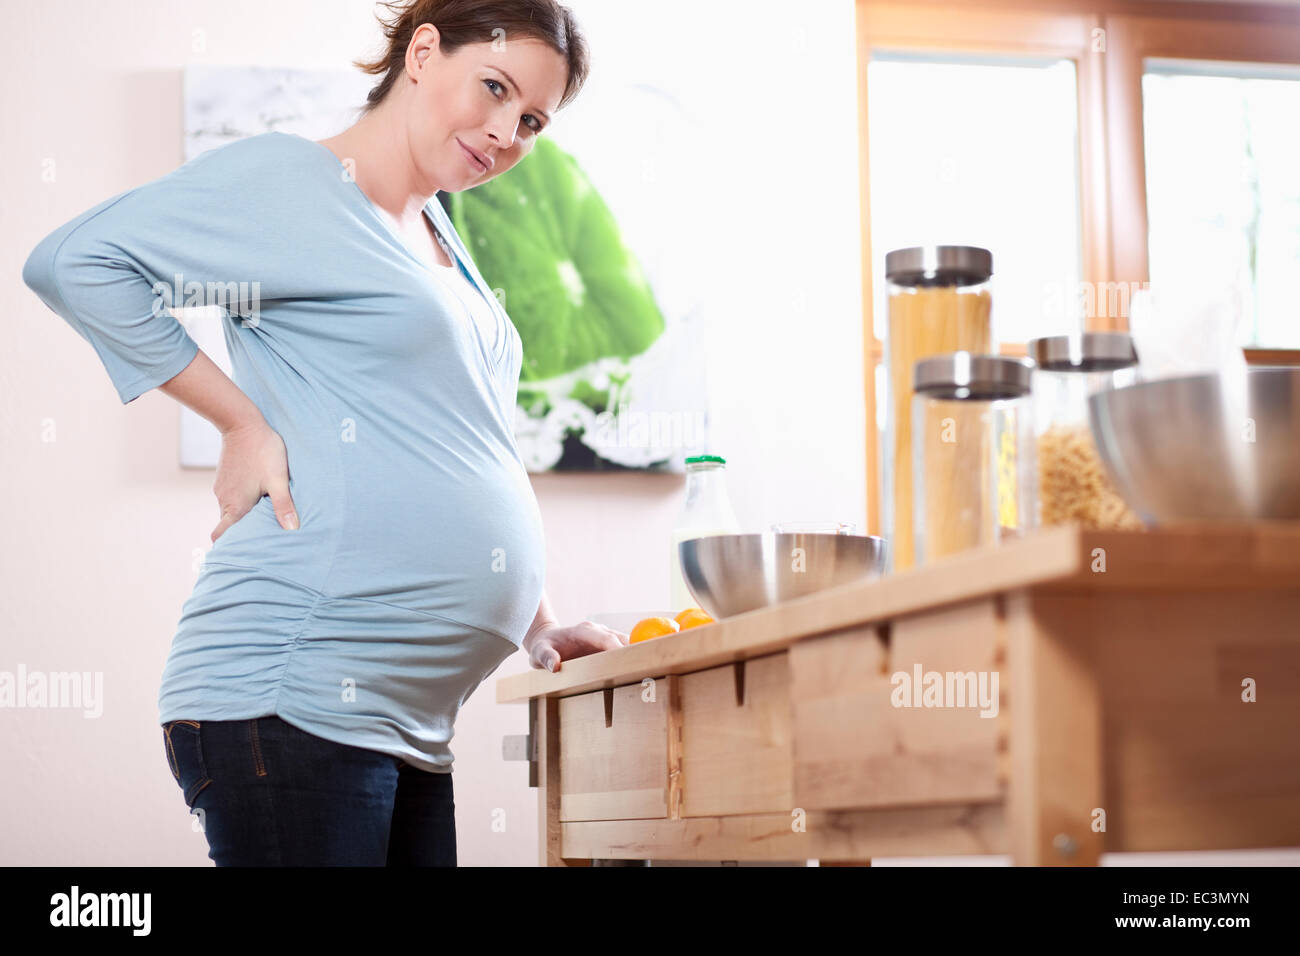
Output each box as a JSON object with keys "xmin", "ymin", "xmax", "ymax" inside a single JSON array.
[
  {"xmin": 679, "ymin": 532, "xmax": 888, "ymax": 619},
  {"xmin": 1089, "ymin": 367, "xmax": 1300, "ymax": 523}
]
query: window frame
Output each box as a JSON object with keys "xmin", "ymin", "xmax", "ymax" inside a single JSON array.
[{"xmin": 857, "ymin": 0, "xmax": 1300, "ymax": 535}]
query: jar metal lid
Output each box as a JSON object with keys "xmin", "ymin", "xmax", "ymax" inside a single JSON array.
[
  {"xmin": 913, "ymin": 352, "xmax": 1033, "ymax": 400},
  {"xmin": 1027, "ymin": 331, "xmax": 1138, "ymax": 371},
  {"xmin": 885, "ymin": 245, "xmax": 993, "ymax": 287}
]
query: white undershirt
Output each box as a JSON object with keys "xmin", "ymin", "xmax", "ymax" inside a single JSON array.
[{"xmin": 430, "ymin": 224, "xmax": 499, "ymax": 356}]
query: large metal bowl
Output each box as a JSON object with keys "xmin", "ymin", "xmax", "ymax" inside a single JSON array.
[
  {"xmin": 679, "ymin": 533, "xmax": 887, "ymax": 619},
  {"xmin": 1088, "ymin": 366, "xmax": 1300, "ymax": 523}
]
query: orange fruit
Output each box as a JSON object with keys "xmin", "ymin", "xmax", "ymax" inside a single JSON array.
[
  {"xmin": 629, "ymin": 616, "xmax": 680, "ymax": 644},
  {"xmin": 674, "ymin": 607, "xmax": 715, "ymax": 630}
]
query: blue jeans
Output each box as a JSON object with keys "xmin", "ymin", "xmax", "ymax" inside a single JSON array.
[{"xmin": 162, "ymin": 715, "xmax": 456, "ymax": 866}]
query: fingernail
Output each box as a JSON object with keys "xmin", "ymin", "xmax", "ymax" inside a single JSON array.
[
  {"xmin": 545, "ymin": 659, "xmax": 555, "ymax": 672},
  {"xmin": 283, "ymin": 513, "xmax": 298, "ymax": 530}
]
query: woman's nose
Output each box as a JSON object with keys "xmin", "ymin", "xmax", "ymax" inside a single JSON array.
[{"xmin": 486, "ymin": 120, "xmax": 516, "ymax": 152}]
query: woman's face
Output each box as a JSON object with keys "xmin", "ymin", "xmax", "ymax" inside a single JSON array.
[{"xmin": 403, "ymin": 24, "xmax": 570, "ymax": 192}]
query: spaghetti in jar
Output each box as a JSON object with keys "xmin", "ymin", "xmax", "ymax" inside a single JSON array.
[{"xmin": 882, "ymin": 245, "xmax": 993, "ymax": 572}]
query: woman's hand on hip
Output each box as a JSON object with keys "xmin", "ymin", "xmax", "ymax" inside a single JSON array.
[
  {"xmin": 525, "ymin": 621, "xmax": 628, "ymax": 672},
  {"xmin": 210, "ymin": 419, "xmax": 299, "ymax": 542}
]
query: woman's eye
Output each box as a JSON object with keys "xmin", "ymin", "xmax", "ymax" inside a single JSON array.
[{"xmin": 484, "ymin": 79, "xmax": 542, "ymax": 133}]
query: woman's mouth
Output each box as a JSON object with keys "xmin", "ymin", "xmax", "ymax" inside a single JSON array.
[{"xmin": 457, "ymin": 139, "xmax": 488, "ymax": 174}]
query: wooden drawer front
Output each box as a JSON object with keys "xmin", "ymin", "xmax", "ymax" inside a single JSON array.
[
  {"xmin": 1083, "ymin": 591, "xmax": 1300, "ymax": 852},
  {"xmin": 558, "ymin": 682, "xmax": 668, "ymax": 821},
  {"xmin": 790, "ymin": 599, "xmax": 1005, "ymax": 811},
  {"xmin": 678, "ymin": 653, "xmax": 794, "ymax": 817}
]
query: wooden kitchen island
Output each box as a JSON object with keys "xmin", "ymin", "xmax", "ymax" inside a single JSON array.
[{"xmin": 496, "ymin": 525, "xmax": 1300, "ymax": 866}]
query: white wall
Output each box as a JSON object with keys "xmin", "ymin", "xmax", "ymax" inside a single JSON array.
[{"xmin": 0, "ymin": 0, "xmax": 867, "ymax": 864}]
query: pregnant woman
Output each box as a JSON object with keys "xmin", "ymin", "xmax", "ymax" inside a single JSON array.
[{"xmin": 20, "ymin": 0, "xmax": 627, "ymax": 866}]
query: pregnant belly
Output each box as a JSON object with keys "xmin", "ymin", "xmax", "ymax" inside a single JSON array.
[
  {"xmin": 338, "ymin": 461, "xmax": 546, "ymax": 631},
  {"xmin": 202, "ymin": 448, "xmax": 546, "ymax": 642},
  {"xmin": 370, "ymin": 464, "xmax": 543, "ymax": 641}
]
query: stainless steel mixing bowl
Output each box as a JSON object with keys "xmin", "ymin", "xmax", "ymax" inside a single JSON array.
[
  {"xmin": 1088, "ymin": 366, "xmax": 1300, "ymax": 523},
  {"xmin": 679, "ymin": 533, "xmax": 888, "ymax": 619}
]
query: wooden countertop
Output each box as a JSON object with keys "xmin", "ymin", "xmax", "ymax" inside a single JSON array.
[{"xmin": 496, "ymin": 522, "xmax": 1300, "ymax": 703}]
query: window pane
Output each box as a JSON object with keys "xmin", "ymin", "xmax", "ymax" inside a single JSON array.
[
  {"xmin": 1144, "ymin": 59, "xmax": 1300, "ymax": 348},
  {"xmin": 867, "ymin": 54, "xmax": 1084, "ymax": 345}
]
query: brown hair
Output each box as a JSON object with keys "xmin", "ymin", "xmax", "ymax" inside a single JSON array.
[{"xmin": 352, "ymin": 0, "xmax": 590, "ymax": 116}]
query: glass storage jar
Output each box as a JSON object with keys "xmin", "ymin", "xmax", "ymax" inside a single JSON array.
[
  {"xmin": 911, "ymin": 352, "xmax": 1034, "ymax": 566},
  {"xmin": 1028, "ymin": 332, "xmax": 1142, "ymax": 530},
  {"xmin": 883, "ymin": 245, "xmax": 994, "ymax": 572}
]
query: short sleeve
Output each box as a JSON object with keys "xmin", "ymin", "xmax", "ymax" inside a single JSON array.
[{"xmin": 21, "ymin": 135, "xmax": 293, "ymax": 405}]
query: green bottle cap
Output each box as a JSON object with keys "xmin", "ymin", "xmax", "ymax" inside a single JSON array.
[{"xmin": 685, "ymin": 455, "xmax": 726, "ymax": 465}]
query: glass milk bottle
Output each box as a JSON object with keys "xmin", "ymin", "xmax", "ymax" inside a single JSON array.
[{"xmin": 669, "ymin": 455, "xmax": 740, "ymax": 610}]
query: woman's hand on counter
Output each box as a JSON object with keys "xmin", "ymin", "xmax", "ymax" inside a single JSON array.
[{"xmin": 524, "ymin": 621, "xmax": 629, "ymax": 673}]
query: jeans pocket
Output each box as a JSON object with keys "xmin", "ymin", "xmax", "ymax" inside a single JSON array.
[{"xmin": 163, "ymin": 719, "xmax": 212, "ymax": 808}]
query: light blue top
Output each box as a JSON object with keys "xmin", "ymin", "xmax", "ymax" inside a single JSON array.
[{"xmin": 21, "ymin": 131, "xmax": 546, "ymax": 772}]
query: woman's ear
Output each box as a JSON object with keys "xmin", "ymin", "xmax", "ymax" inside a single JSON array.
[{"xmin": 408, "ymin": 23, "xmax": 440, "ymax": 75}]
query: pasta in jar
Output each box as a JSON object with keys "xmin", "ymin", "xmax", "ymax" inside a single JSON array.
[
  {"xmin": 1028, "ymin": 332, "xmax": 1143, "ymax": 531},
  {"xmin": 883, "ymin": 246, "xmax": 994, "ymax": 572},
  {"xmin": 1037, "ymin": 423, "xmax": 1143, "ymax": 530}
]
